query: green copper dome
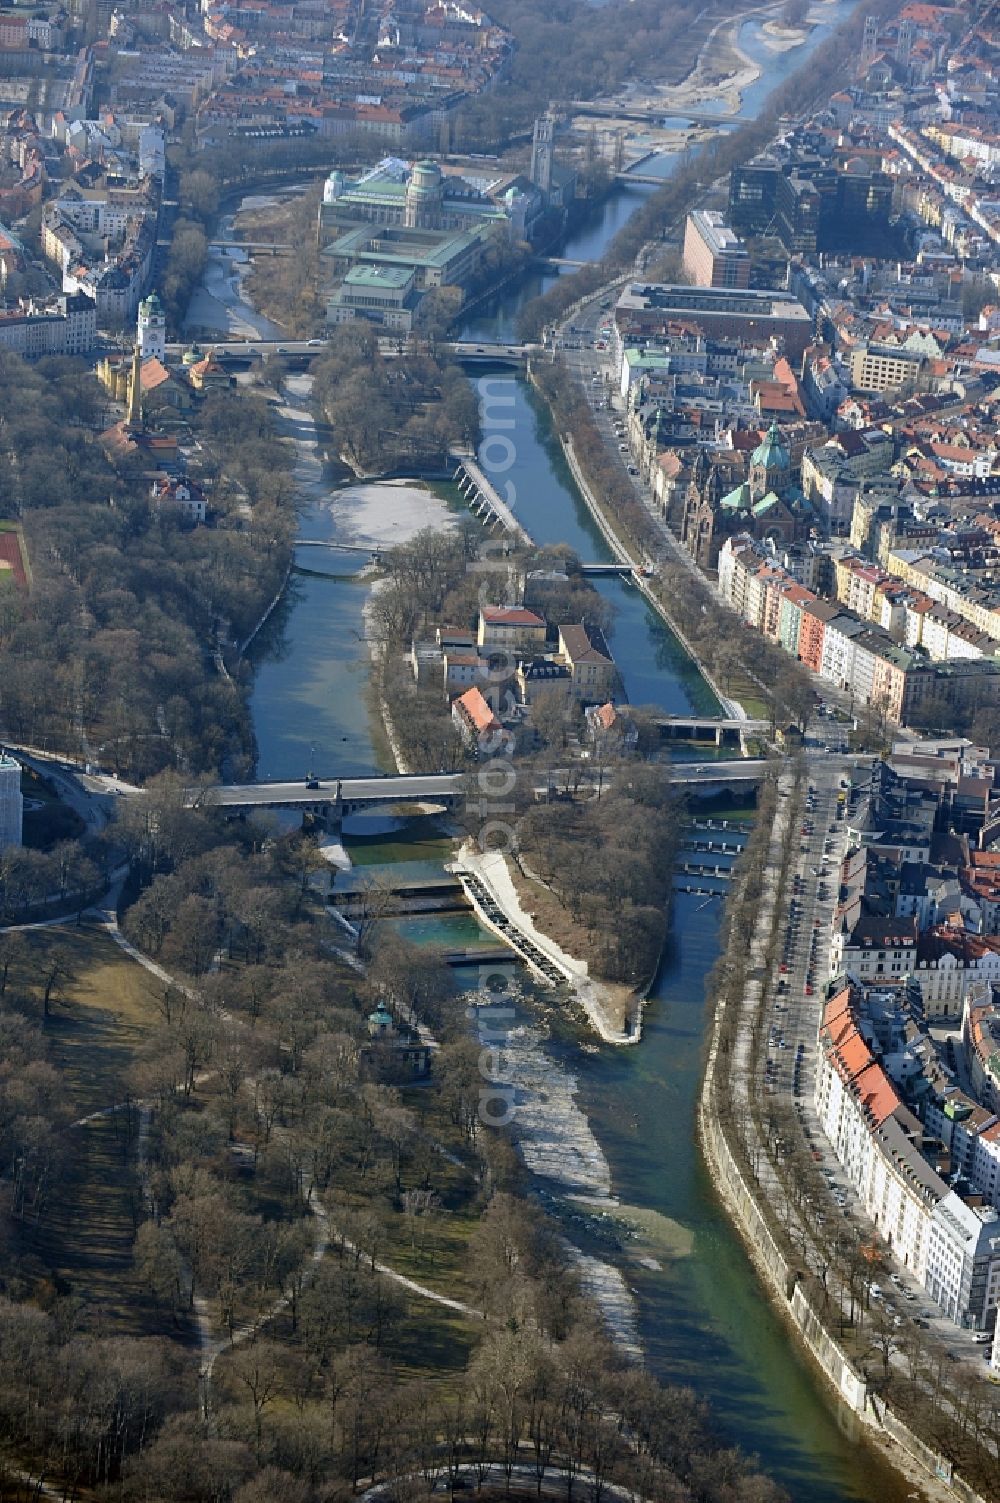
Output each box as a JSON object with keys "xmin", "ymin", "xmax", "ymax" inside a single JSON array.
[{"xmin": 751, "ymin": 421, "xmax": 790, "ymax": 472}]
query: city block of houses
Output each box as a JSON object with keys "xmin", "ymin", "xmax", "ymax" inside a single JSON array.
[
  {"xmin": 410, "ymin": 595, "xmax": 626, "ymax": 757},
  {"xmin": 608, "ymin": 3, "xmax": 1000, "ymax": 731},
  {"xmin": 810, "ymin": 740, "xmax": 1000, "ymax": 1344}
]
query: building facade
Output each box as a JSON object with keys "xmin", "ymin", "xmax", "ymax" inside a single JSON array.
[
  {"xmin": 0, "ymin": 752, "xmax": 22, "ymax": 851},
  {"xmin": 682, "ymin": 210, "xmax": 750, "ymax": 289}
]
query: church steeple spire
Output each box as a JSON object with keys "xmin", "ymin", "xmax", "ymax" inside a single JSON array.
[{"xmin": 126, "ymin": 341, "xmax": 142, "ymax": 430}]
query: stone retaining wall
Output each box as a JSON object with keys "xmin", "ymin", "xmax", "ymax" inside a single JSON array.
[{"xmin": 698, "ymin": 947, "xmax": 991, "ymax": 1503}]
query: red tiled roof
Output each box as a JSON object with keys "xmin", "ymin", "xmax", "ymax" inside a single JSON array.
[
  {"xmin": 455, "ymin": 686, "xmax": 498, "ymax": 733},
  {"xmin": 481, "ymin": 606, "xmax": 544, "ymax": 627}
]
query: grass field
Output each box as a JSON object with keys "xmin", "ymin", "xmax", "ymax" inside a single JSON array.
[
  {"xmin": 10, "ymin": 927, "xmax": 177, "ymax": 1336},
  {"xmin": 17, "ymin": 926, "xmax": 163, "ymax": 1120}
]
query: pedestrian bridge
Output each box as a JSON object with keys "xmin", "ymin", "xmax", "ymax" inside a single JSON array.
[{"xmin": 655, "ymin": 715, "xmax": 770, "ymax": 746}]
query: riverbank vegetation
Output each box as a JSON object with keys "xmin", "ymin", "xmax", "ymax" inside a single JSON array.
[
  {"xmin": 311, "ymin": 326, "xmax": 481, "ymax": 474},
  {"xmin": 238, "ymin": 188, "xmax": 324, "ymax": 338},
  {"xmin": 513, "ymin": 769, "xmax": 685, "ymax": 986},
  {"xmin": 452, "ymin": 0, "xmax": 753, "ymax": 148},
  {"xmin": 0, "ymin": 354, "xmax": 296, "ymax": 779},
  {"xmin": 0, "ymin": 776, "xmax": 789, "ymax": 1503}
]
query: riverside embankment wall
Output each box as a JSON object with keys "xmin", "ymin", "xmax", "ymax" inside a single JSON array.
[
  {"xmin": 698, "ymin": 940, "xmax": 990, "ymax": 1503},
  {"xmin": 529, "ymin": 373, "xmax": 736, "ymax": 719}
]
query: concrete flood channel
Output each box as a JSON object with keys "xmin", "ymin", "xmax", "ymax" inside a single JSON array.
[{"xmin": 192, "ymin": 10, "xmax": 911, "ymax": 1497}]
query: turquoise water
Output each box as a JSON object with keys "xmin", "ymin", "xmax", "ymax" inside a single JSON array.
[
  {"xmin": 473, "ymin": 371, "xmax": 720, "ymax": 716},
  {"xmin": 249, "ymin": 558, "xmax": 380, "ymax": 781}
]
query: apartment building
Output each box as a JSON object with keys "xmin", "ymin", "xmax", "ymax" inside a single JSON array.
[
  {"xmin": 816, "ymin": 985, "xmax": 1000, "ymax": 1327},
  {"xmin": 0, "ymin": 292, "xmax": 97, "ymax": 356},
  {"xmin": 849, "ymin": 343, "xmax": 926, "ymax": 393},
  {"xmin": 682, "ymin": 210, "xmax": 750, "ymax": 289}
]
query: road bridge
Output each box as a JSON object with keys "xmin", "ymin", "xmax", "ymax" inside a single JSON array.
[
  {"xmin": 209, "ymin": 240, "xmax": 293, "ymax": 254},
  {"xmin": 449, "ymin": 341, "xmax": 533, "ymax": 365},
  {"xmin": 577, "ymin": 562, "xmax": 642, "ymax": 578},
  {"xmin": 575, "ymin": 100, "xmax": 737, "ymax": 127},
  {"xmin": 191, "ymin": 773, "xmax": 463, "ymax": 818},
  {"xmin": 162, "ymin": 337, "xmax": 535, "ymax": 366},
  {"xmin": 450, "ymin": 453, "xmax": 533, "ymax": 544},
  {"xmin": 190, "ymin": 759, "xmax": 768, "ymax": 819}
]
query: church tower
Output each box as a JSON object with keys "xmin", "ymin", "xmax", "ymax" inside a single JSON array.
[
  {"xmin": 749, "ymin": 422, "xmax": 791, "ymax": 501},
  {"xmin": 126, "ymin": 340, "xmax": 143, "ymax": 430},
  {"xmin": 138, "ymin": 291, "xmax": 166, "ymax": 363},
  {"xmin": 530, "ymin": 115, "xmax": 554, "ymax": 195}
]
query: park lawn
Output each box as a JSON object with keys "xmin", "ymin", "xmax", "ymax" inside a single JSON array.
[
  {"xmin": 379, "ymin": 1200, "xmax": 482, "ymax": 1310},
  {"xmin": 18, "ymin": 926, "xmax": 163, "ymax": 1121},
  {"xmin": 33, "ymin": 1111, "xmax": 176, "ymax": 1339},
  {"xmin": 385, "ymin": 1295, "xmax": 479, "ymax": 1386},
  {"xmin": 722, "ymin": 666, "xmax": 772, "ymax": 723}
]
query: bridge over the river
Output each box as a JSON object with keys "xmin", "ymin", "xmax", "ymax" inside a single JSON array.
[
  {"xmin": 209, "ymin": 239, "xmax": 293, "ymax": 255},
  {"xmin": 191, "ymin": 773, "xmax": 463, "ymax": 818},
  {"xmin": 654, "ymin": 714, "xmax": 770, "ymax": 746},
  {"xmin": 573, "ymin": 99, "xmax": 737, "ymax": 127},
  {"xmin": 190, "ymin": 760, "xmax": 770, "ymax": 818}
]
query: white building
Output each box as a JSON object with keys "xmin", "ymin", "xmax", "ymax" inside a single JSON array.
[
  {"xmin": 0, "ymin": 753, "xmax": 23, "ymax": 851},
  {"xmin": 138, "ymin": 291, "xmax": 166, "ymax": 361},
  {"xmin": 0, "ymin": 294, "xmax": 97, "ymax": 358},
  {"xmin": 816, "ymin": 984, "xmax": 1000, "ymax": 1327},
  {"xmin": 925, "ymin": 1195, "xmax": 1000, "ymax": 1330}
]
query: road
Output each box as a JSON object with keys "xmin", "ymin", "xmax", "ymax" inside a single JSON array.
[
  {"xmin": 762, "ymin": 760, "xmax": 997, "ymax": 1379},
  {"xmin": 195, "ymin": 773, "xmax": 462, "ymax": 809},
  {"xmin": 162, "ymin": 338, "xmax": 533, "ymax": 362}
]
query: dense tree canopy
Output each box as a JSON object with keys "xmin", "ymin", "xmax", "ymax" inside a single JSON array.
[{"xmin": 0, "ymin": 357, "xmax": 295, "ymax": 778}]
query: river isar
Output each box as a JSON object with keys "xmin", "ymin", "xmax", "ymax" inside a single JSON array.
[{"xmin": 192, "ymin": 6, "xmax": 909, "ymax": 1495}]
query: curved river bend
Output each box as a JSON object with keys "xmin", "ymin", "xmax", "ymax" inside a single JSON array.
[{"xmin": 196, "ymin": 6, "xmax": 912, "ymax": 1495}]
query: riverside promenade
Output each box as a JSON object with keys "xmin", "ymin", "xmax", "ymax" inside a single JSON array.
[{"xmin": 451, "ymin": 845, "xmax": 639, "ymax": 1045}]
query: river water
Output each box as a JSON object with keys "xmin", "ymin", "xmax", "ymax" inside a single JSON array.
[{"xmin": 191, "ymin": 2, "xmax": 912, "ymax": 1493}]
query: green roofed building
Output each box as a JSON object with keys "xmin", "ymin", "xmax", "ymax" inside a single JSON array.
[
  {"xmin": 327, "ymin": 264, "xmax": 419, "ymax": 332},
  {"xmin": 679, "ymin": 422, "xmax": 813, "ymax": 569}
]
